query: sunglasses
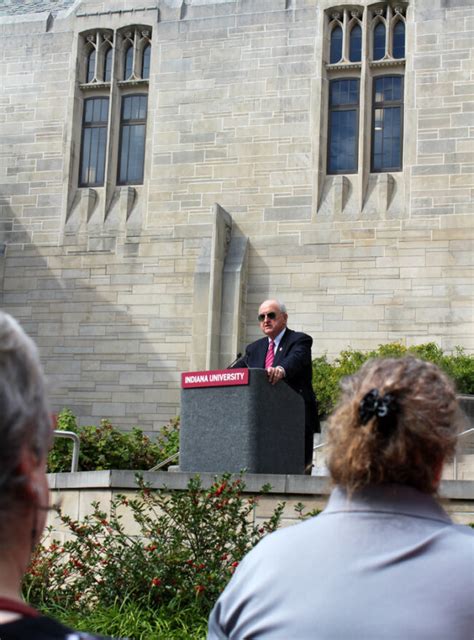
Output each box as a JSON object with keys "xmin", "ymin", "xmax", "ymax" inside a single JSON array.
[{"xmin": 258, "ymin": 312, "xmax": 277, "ymax": 322}]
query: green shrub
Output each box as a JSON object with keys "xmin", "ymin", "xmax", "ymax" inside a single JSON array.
[
  {"xmin": 37, "ymin": 600, "xmax": 208, "ymax": 640},
  {"xmin": 24, "ymin": 474, "xmax": 284, "ymax": 621},
  {"xmin": 48, "ymin": 411, "xmax": 180, "ymax": 473},
  {"xmin": 313, "ymin": 342, "xmax": 474, "ymax": 417},
  {"xmin": 440, "ymin": 347, "xmax": 474, "ymax": 395}
]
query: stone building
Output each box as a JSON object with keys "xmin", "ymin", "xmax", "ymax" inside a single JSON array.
[{"xmin": 0, "ymin": 0, "xmax": 472, "ymax": 431}]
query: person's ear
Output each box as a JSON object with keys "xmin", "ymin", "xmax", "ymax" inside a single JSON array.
[{"xmin": 15, "ymin": 445, "xmax": 44, "ymax": 504}]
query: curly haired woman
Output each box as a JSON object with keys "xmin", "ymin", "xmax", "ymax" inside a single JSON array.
[{"xmin": 208, "ymin": 357, "xmax": 474, "ymax": 640}]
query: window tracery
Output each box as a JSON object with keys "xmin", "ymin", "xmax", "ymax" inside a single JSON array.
[
  {"xmin": 325, "ymin": 3, "xmax": 407, "ymax": 176},
  {"xmin": 77, "ymin": 26, "xmax": 151, "ymax": 189},
  {"xmin": 103, "ymin": 47, "xmax": 113, "ymax": 82},
  {"xmin": 82, "ymin": 31, "xmax": 114, "ymax": 85},
  {"xmin": 119, "ymin": 28, "xmax": 152, "ymax": 83}
]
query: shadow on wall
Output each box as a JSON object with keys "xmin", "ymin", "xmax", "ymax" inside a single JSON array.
[{"xmin": 0, "ymin": 202, "xmax": 185, "ymax": 435}]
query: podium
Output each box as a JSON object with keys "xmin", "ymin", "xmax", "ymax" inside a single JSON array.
[{"xmin": 180, "ymin": 368, "xmax": 305, "ymax": 474}]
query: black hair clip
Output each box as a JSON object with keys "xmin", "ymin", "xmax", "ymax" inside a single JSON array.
[{"xmin": 359, "ymin": 388, "xmax": 398, "ymax": 433}]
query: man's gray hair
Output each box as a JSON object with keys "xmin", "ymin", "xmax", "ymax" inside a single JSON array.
[
  {"xmin": 0, "ymin": 312, "xmax": 51, "ymax": 505},
  {"xmin": 276, "ymin": 300, "xmax": 287, "ymax": 313}
]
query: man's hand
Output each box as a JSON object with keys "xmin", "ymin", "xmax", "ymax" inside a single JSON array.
[{"xmin": 266, "ymin": 365, "xmax": 285, "ymax": 385}]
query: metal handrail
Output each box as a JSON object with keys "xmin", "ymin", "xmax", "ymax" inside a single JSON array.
[
  {"xmin": 453, "ymin": 428, "xmax": 474, "ymax": 480},
  {"xmin": 51, "ymin": 425, "xmax": 473, "ymax": 475},
  {"xmin": 457, "ymin": 428, "xmax": 474, "ymax": 439},
  {"xmin": 313, "ymin": 441, "xmax": 328, "ymax": 451},
  {"xmin": 53, "ymin": 430, "xmax": 80, "ymax": 472},
  {"xmin": 313, "ymin": 427, "xmax": 474, "ymax": 480},
  {"xmin": 149, "ymin": 451, "xmax": 179, "ymax": 472}
]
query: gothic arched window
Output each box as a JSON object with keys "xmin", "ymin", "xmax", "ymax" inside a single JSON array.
[
  {"xmin": 103, "ymin": 47, "xmax": 113, "ymax": 82},
  {"xmin": 392, "ymin": 20, "xmax": 405, "ymax": 59},
  {"xmin": 77, "ymin": 26, "xmax": 152, "ymax": 188},
  {"xmin": 142, "ymin": 44, "xmax": 151, "ymax": 79},
  {"xmin": 373, "ymin": 22, "xmax": 386, "ymax": 60},
  {"xmin": 86, "ymin": 49, "xmax": 96, "ymax": 83},
  {"xmin": 330, "ymin": 25, "xmax": 343, "ymax": 64},
  {"xmin": 349, "ymin": 24, "xmax": 362, "ymax": 62},
  {"xmin": 325, "ymin": 4, "xmax": 406, "ymax": 176},
  {"xmin": 123, "ymin": 45, "xmax": 134, "ymax": 80}
]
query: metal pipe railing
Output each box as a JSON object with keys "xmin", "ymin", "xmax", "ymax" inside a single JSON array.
[
  {"xmin": 53, "ymin": 430, "xmax": 80, "ymax": 472},
  {"xmin": 52, "ymin": 425, "xmax": 474, "ymax": 476},
  {"xmin": 313, "ymin": 427, "xmax": 474, "ymax": 480},
  {"xmin": 149, "ymin": 451, "xmax": 179, "ymax": 472}
]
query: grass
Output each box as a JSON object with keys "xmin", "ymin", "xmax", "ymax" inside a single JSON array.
[{"xmin": 39, "ymin": 599, "xmax": 208, "ymax": 640}]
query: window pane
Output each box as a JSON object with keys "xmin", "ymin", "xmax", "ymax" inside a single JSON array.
[
  {"xmin": 131, "ymin": 95, "xmax": 139, "ymax": 119},
  {"xmin": 329, "ymin": 110, "xmax": 358, "ymax": 173},
  {"xmin": 84, "ymin": 99, "xmax": 94, "ymax": 123},
  {"xmin": 104, "ymin": 47, "xmax": 113, "ymax": 82},
  {"xmin": 119, "ymin": 127, "xmax": 131, "ymax": 183},
  {"xmin": 372, "ymin": 75, "xmax": 403, "ymax": 172},
  {"xmin": 80, "ymin": 98, "xmax": 109, "ymax": 186},
  {"xmin": 330, "ymin": 26, "xmax": 343, "ymax": 64},
  {"xmin": 89, "ymin": 128, "xmax": 100, "ymax": 183},
  {"xmin": 393, "ymin": 21, "xmax": 405, "ymax": 59},
  {"xmin": 86, "ymin": 49, "xmax": 96, "ymax": 83},
  {"xmin": 142, "ymin": 44, "xmax": 151, "ymax": 79},
  {"xmin": 330, "ymin": 79, "xmax": 359, "ymax": 107},
  {"xmin": 118, "ymin": 95, "xmax": 147, "ymax": 184},
  {"xmin": 80, "ymin": 128, "xmax": 92, "ymax": 183},
  {"xmin": 124, "ymin": 45, "xmax": 133, "ymax": 80},
  {"xmin": 349, "ymin": 25, "xmax": 362, "ymax": 62},
  {"xmin": 119, "ymin": 125, "xmax": 145, "ymax": 184},
  {"xmin": 328, "ymin": 79, "xmax": 360, "ymax": 174},
  {"xmin": 100, "ymin": 98, "xmax": 109, "ymax": 122},
  {"xmin": 373, "ymin": 22, "xmax": 386, "ymax": 60},
  {"xmin": 372, "ymin": 106, "xmax": 401, "ymax": 171},
  {"xmin": 96, "ymin": 127, "xmax": 107, "ymax": 184},
  {"xmin": 374, "ymin": 76, "xmax": 402, "ymax": 103},
  {"xmin": 138, "ymin": 95, "xmax": 147, "ymax": 119},
  {"xmin": 92, "ymin": 99, "xmax": 102, "ymax": 122},
  {"xmin": 123, "ymin": 96, "xmax": 132, "ymax": 120},
  {"xmin": 128, "ymin": 125, "xmax": 146, "ymax": 182},
  {"xmin": 122, "ymin": 95, "xmax": 148, "ymax": 122}
]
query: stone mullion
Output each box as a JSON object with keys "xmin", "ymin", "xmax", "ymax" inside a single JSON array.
[{"xmin": 358, "ymin": 7, "xmax": 370, "ymax": 212}]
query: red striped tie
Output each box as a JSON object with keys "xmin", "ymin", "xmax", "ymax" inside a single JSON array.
[{"xmin": 265, "ymin": 340, "xmax": 275, "ymax": 368}]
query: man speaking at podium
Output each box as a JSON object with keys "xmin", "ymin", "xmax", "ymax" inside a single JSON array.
[{"xmin": 233, "ymin": 299, "xmax": 319, "ymax": 473}]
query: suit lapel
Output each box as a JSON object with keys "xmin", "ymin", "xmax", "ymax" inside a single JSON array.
[
  {"xmin": 257, "ymin": 337, "xmax": 269, "ymax": 367},
  {"xmin": 273, "ymin": 328, "xmax": 292, "ymax": 366}
]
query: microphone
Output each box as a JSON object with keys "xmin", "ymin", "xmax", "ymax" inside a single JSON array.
[{"xmin": 227, "ymin": 352, "xmax": 245, "ymax": 369}]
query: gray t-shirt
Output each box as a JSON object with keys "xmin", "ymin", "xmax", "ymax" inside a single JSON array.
[{"xmin": 208, "ymin": 484, "xmax": 474, "ymax": 640}]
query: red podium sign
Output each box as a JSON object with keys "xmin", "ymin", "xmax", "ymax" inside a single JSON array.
[{"xmin": 181, "ymin": 368, "xmax": 249, "ymax": 389}]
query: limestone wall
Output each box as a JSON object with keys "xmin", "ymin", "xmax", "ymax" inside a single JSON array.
[
  {"xmin": 0, "ymin": 0, "xmax": 472, "ymax": 431},
  {"xmin": 45, "ymin": 471, "xmax": 474, "ymax": 546}
]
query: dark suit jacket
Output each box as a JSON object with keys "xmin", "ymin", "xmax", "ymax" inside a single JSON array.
[{"xmin": 234, "ymin": 328, "xmax": 320, "ymax": 433}]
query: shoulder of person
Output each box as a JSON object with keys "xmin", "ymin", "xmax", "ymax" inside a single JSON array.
[
  {"xmin": 0, "ymin": 615, "xmax": 119, "ymax": 640},
  {"xmin": 284, "ymin": 329, "xmax": 312, "ymax": 343},
  {"xmin": 451, "ymin": 523, "xmax": 474, "ymax": 544},
  {"xmin": 248, "ymin": 336, "xmax": 268, "ymax": 349}
]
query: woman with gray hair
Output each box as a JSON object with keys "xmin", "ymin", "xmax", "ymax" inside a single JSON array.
[
  {"xmin": 208, "ymin": 356, "xmax": 474, "ymax": 639},
  {"xmin": 0, "ymin": 312, "xmax": 114, "ymax": 639}
]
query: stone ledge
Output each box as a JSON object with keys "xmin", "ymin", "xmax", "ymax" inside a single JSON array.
[{"xmin": 48, "ymin": 470, "xmax": 474, "ymax": 500}]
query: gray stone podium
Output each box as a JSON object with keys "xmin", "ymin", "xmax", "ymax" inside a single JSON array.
[{"xmin": 180, "ymin": 368, "xmax": 305, "ymax": 474}]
